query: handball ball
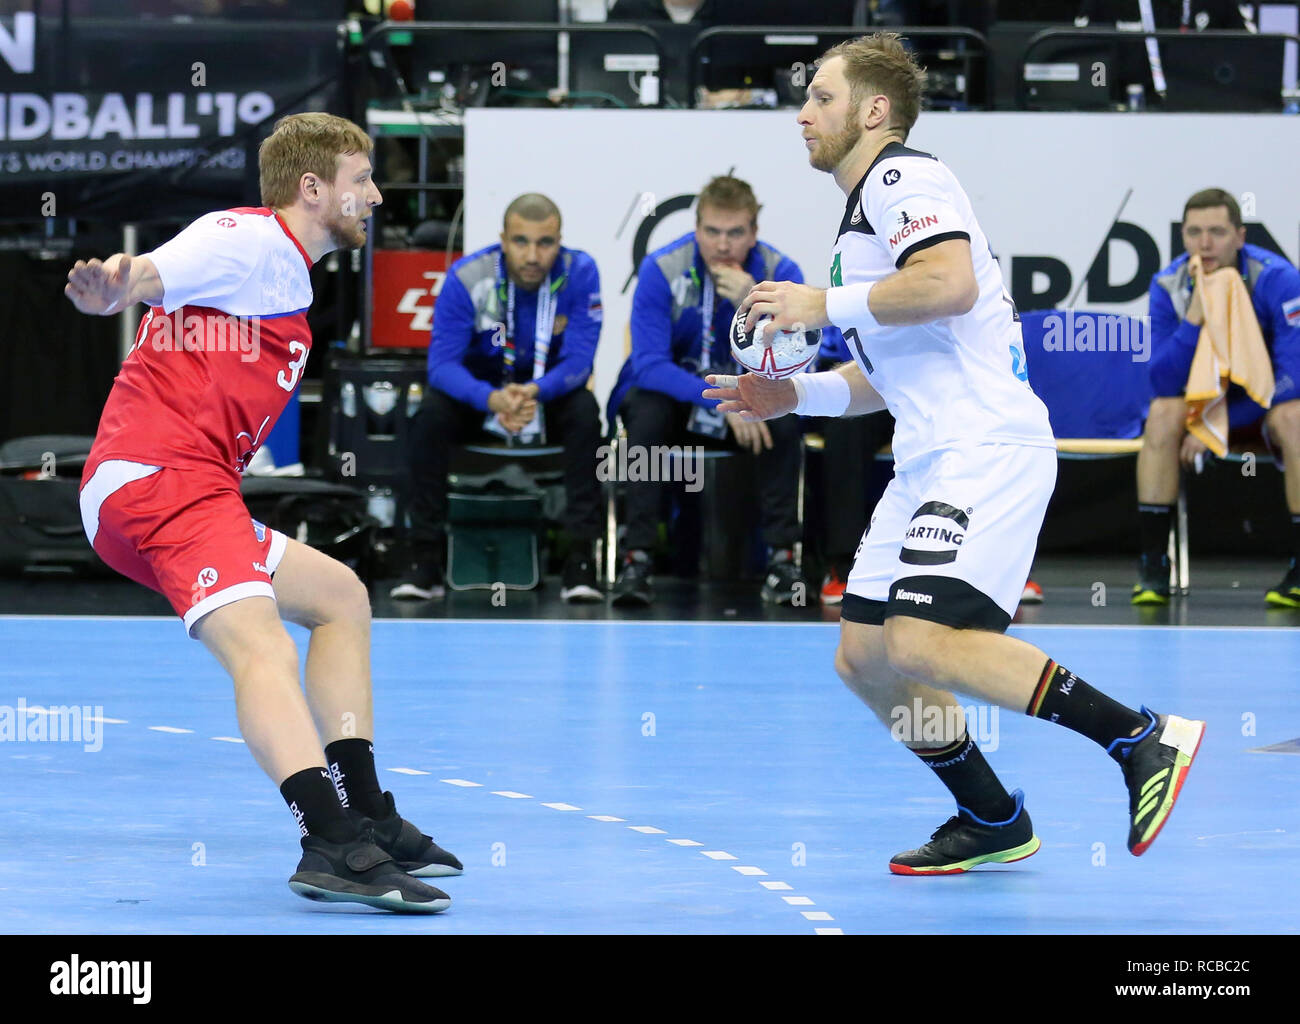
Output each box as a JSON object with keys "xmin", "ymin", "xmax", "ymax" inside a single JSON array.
[
  {"xmin": 386, "ymin": 0, "xmax": 414, "ymax": 20},
  {"xmin": 729, "ymin": 306, "xmax": 821, "ymax": 380}
]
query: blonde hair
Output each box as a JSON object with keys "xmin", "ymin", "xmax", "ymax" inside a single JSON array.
[
  {"xmin": 258, "ymin": 112, "xmax": 373, "ymax": 209},
  {"xmin": 820, "ymin": 33, "xmax": 927, "ymax": 140}
]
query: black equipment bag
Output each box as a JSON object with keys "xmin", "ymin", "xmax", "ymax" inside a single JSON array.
[
  {"xmin": 239, "ymin": 477, "xmax": 379, "ymax": 583},
  {"xmin": 0, "ymin": 435, "xmax": 109, "ymax": 574}
]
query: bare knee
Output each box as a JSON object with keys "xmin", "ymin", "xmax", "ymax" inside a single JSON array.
[
  {"xmin": 835, "ymin": 625, "xmax": 889, "ymax": 690},
  {"xmin": 883, "ymin": 616, "xmax": 944, "ymax": 683},
  {"xmin": 298, "ymin": 564, "xmax": 371, "ymax": 631},
  {"xmin": 1142, "ymin": 398, "xmax": 1188, "ymax": 450},
  {"xmin": 1267, "ymin": 399, "xmax": 1300, "ymax": 453}
]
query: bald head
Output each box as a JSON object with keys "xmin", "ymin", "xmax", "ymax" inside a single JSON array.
[{"xmin": 503, "ymin": 193, "xmax": 562, "ymax": 230}]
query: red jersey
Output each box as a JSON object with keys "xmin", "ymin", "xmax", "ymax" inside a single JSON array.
[{"xmin": 86, "ymin": 207, "xmax": 314, "ymax": 482}]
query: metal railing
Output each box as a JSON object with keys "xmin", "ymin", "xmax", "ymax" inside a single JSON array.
[
  {"xmin": 687, "ymin": 25, "xmax": 991, "ymax": 108},
  {"xmin": 1016, "ymin": 27, "xmax": 1300, "ymax": 110},
  {"xmin": 362, "ymin": 20, "xmax": 668, "ymax": 107}
]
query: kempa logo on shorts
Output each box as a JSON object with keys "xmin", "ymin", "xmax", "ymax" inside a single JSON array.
[
  {"xmin": 196, "ymin": 567, "xmax": 218, "ymax": 588},
  {"xmin": 252, "ymin": 561, "xmax": 270, "ymax": 575},
  {"xmin": 50, "ymin": 955, "xmax": 151, "ymax": 1004},
  {"xmin": 900, "ymin": 501, "xmax": 968, "ymax": 565},
  {"xmin": 894, "ymin": 588, "xmax": 933, "ymax": 605}
]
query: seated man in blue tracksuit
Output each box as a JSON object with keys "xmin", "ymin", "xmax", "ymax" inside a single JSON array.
[
  {"xmin": 1134, "ymin": 187, "xmax": 1300, "ymax": 606},
  {"xmin": 606, "ymin": 175, "xmax": 806, "ymax": 606},
  {"xmin": 393, "ymin": 193, "xmax": 605, "ymax": 603}
]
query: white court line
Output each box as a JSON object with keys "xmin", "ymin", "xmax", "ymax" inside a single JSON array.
[
  {"xmin": 491, "ymin": 791, "xmax": 532, "ymax": 799},
  {"xmin": 760, "ymin": 881, "xmax": 793, "ymax": 891},
  {"xmin": 542, "ymin": 802, "xmax": 581, "ymax": 811},
  {"xmin": 148, "ymin": 726, "xmax": 193, "ymax": 734},
  {"xmin": 628, "ymin": 825, "xmax": 666, "ymax": 834},
  {"xmin": 389, "ymin": 768, "xmax": 429, "ymax": 776},
  {"xmin": 441, "ymin": 779, "xmax": 482, "ymax": 787},
  {"xmin": 782, "ymin": 896, "xmax": 815, "ymax": 905},
  {"xmin": 701, "ymin": 850, "xmax": 737, "ymax": 861},
  {"xmin": 210, "ymin": 736, "xmax": 244, "ymax": 744},
  {"xmin": 732, "ymin": 866, "xmax": 767, "ymax": 876},
  {"xmin": 801, "ymin": 911, "xmax": 834, "ymax": 921},
  {"xmin": 588, "ymin": 815, "xmax": 625, "ymax": 822},
  {"xmin": 667, "ymin": 839, "xmax": 702, "ymax": 847},
  {"xmin": 814, "ymin": 928, "xmax": 844, "ymax": 936}
]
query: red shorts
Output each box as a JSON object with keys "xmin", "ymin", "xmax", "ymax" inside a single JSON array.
[{"xmin": 79, "ymin": 459, "xmax": 288, "ymax": 637}]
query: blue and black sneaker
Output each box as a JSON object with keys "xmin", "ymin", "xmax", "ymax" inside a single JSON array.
[{"xmin": 889, "ymin": 789, "xmax": 1041, "ymax": 875}]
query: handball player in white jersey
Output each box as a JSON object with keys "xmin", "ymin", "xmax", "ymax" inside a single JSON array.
[
  {"xmin": 65, "ymin": 113, "xmax": 460, "ymax": 911},
  {"xmin": 705, "ymin": 34, "xmax": 1205, "ymax": 873}
]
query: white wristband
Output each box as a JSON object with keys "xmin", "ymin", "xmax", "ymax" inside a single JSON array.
[
  {"xmin": 825, "ymin": 281, "xmax": 879, "ymax": 331},
  {"xmin": 791, "ymin": 371, "xmax": 852, "ymax": 417}
]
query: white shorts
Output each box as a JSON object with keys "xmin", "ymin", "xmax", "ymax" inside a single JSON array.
[{"xmin": 842, "ymin": 443, "xmax": 1057, "ymax": 631}]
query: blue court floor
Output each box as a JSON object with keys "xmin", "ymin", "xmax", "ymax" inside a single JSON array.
[{"xmin": 0, "ymin": 616, "xmax": 1296, "ymax": 934}]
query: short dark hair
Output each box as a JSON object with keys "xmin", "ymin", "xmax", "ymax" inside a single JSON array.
[
  {"xmin": 696, "ymin": 175, "xmax": 760, "ymax": 225},
  {"xmin": 1183, "ymin": 188, "xmax": 1242, "ymax": 229},
  {"xmin": 504, "ymin": 193, "xmax": 562, "ymax": 228}
]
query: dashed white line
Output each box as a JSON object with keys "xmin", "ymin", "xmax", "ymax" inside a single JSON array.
[
  {"xmin": 440, "ymin": 779, "xmax": 482, "ymax": 787},
  {"xmin": 148, "ymin": 726, "xmax": 193, "ymax": 734},
  {"xmin": 667, "ymin": 839, "xmax": 702, "ymax": 847},
  {"xmin": 701, "ymin": 850, "xmax": 737, "ymax": 861},
  {"xmin": 628, "ymin": 825, "xmax": 666, "ymax": 834},
  {"xmin": 782, "ymin": 896, "xmax": 815, "ymax": 906},
  {"xmin": 491, "ymin": 790, "xmax": 532, "ymax": 799},
  {"xmin": 588, "ymin": 815, "xmax": 625, "ymax": 822},
  {"xmin": 210, "ymin": 736, "xmax": 244, "ymax": 744},
  {"xmin": 389, "ymin": 768, "xmax": 429, "ymax": 776},
  {"xmin": 801, "ymin": 911, "xmax": 834, "ymax": 921},
  {"xmin": 760, "ymin": 881, "xmax": 793, "ymax": 891},
  {"xmin": 541, "ymin": 802, "xmax": 581, "ymax": 811},
  {"xmin": 814, "ymin": 927, "xmax": 844, "ymax": 936},
  {"xmin": 732, "ymin": 866, "xmax": 767, "ymax": 876}
]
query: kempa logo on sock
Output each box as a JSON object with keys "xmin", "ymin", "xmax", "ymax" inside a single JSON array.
[
  {"xmin": 329, "ymin": 761, "xmax": 350, "ymax": 808},
  {"xmin": 50, "ymin": 956, "xmax": 151, "ymax": 1004},
  {"xmin": 288, "ymin": 800, "xmax": 307, "ymax": 837}
]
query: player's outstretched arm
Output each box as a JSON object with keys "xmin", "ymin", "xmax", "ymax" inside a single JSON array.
[
  {"xmin": 835, "ymin": 360, "xmax": 887, "ymax": 416},
  {"xmin": 65, "ymin": 254, "xmax": 163, "ymax": 316},
  {"xmin": 702, "ymin": 373, "xmax": 796, "ymax": 421}
]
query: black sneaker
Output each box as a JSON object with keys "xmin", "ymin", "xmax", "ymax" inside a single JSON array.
[
  {"xmin": 288, "ymin": 829, "xmax": 451, "ymax": 913},
  {"xmin": 611, "ymin": 551, "xmax": 653, "ymax": 606},
  {"xmin": 560, "ymin": 545, "xmax": 604, "ymax": 603},
  {"xmin": 1265, "ymin": 558, "xmax": 1300, "ymax": 608},
  {"xmin": 889, "ymin": 789, "xmax": 1040, "ymax": 875},
  {"xmin": 1131, "ymin": 552, "xmax": 1171, "ymax": 605},
  {"xmin": 389, "ymin": 550, "xmax": 445, "ymax": 601},
  {"xmin": 354, "ymin": 791, "xmax": 464, "ymax": 878},
  {"xmin": 761, "ymin": 549, "xmax": 805, "ymax": 604},
  {"xmin": 1109, "ymin": 706, "xmax": 1205, "ymax": 856}
]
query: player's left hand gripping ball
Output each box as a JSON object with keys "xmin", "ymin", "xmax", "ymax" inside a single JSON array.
[{"xmin": 730, "ymin": 305, "xmax": 821, "ymax": 380}]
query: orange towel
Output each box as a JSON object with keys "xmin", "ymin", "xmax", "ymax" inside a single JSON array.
[{"xmin": 1183, "ymin": 254, "xmax": 1275, "ymax": 456}]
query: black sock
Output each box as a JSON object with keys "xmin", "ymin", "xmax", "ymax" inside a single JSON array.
[
  {"xmin": 324, "ymin": 738, "xmax": 388, "ymax": 819},
  {"xmin": 1027, "ymin": 659, "xmax": 1151, "ymax": 758},
  {"xmin": 280, "ymin": 767, "xmax": 356, "ymax": 844},
  {"xmin": 1138, "ymin": 503, "xmax": 1173, "ymax": 561},
  {"xmin": 1290, "ymin": 514, "xmax": 1300, "ymax": 564},
  {"xmin": 912, "ymin": 731, "xmax": 1017, "ymax": 823}
]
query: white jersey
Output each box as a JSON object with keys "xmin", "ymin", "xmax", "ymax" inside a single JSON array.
[{"xmin": 826, "ymin": 142, "xmax": 1055, "ymax": 470}]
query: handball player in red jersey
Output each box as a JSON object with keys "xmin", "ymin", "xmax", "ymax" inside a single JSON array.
[{"xmin": 66, "ymin": 113, "xmax": 461, "ymax": 913}]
